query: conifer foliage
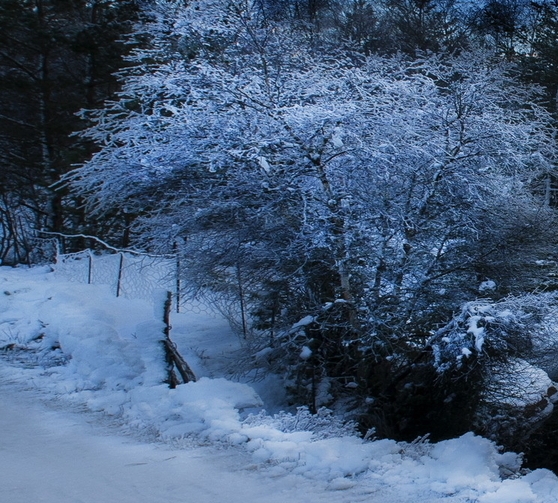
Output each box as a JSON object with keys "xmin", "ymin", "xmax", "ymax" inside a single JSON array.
[{"xmin": 0, "ymin": 0, "xmax": 139, "ymax": 263}]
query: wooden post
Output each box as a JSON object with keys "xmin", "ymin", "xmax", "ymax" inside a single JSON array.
[
  {"xmin": 162, "ymin": 291, "xmax": 179, "ymax": 388},
  {"xmin": 87, "ymin": 250, "xmax": 93, "ymax": 285},
  {"xmin": 161, "ymin": 290, "xmax": 196, "ymax": 387},
  {"xmin": 116, "ymin": 252, "xmax": 124, "ymax": 297},
  {"xmin": 163, "ymin": 290, "xmax": 172, "ymax": 339},
  {"xmin": 236, "ymin": 261, "xmax": 248, "ymax": 339},
  {"xmin": 174, "ymin": 241, "xmax": 180, "ymax": 314}
]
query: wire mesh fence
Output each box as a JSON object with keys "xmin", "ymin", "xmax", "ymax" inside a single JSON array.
[
  {"xmin": 55, "ymin": 251, "xmax": 175, "ymax": 298},
  {"xmin": 46, "ymin": 236, "xmax": 216, "ymax": 316}
]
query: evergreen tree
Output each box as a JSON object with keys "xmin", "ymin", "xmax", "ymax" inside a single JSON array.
[{"xmin": 0, "ymin": 0, "xmax": 139, "ymax": 263}]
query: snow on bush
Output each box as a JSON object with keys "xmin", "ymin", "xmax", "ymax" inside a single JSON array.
[
  {"xmin": 243, "ymin": 407, "xmax": 358, "ymax": 440},
  {"xmin": 1, "ymin": 266, "xmax": 558, "ymax": 502},
  {"xmin": 431, "ymin": 294, "xmax": 558, "ymax": 447},
  {"xmin": 432, "ymin": 294, "xmax": 558, "ymax": 374},
  {"xmin": 432, "ymin": 300, "xmax": 515, "ymax": 373}
]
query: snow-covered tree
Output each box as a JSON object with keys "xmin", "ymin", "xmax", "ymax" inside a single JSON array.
[{"xmin": 68, "ymin": 0, "xmax": 557, "ymax": 425}]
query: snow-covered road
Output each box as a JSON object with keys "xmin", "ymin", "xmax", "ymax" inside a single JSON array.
[{"xmin": 0, "ymin": 380, "xmax": 385, "ymax": 503}]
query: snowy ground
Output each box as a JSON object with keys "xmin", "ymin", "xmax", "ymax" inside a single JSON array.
[
  {"xmin": 1, "ymin": 265, "xmax": 558, "ymax": 503},
  {"xmin": 0, "ymin": 379, "xmax": 362, "ymax": 503}
]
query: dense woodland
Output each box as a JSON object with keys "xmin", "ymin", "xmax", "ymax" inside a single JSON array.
[{"xmin": 6, "ymin": 0, "xmax": 558, "ymax": 470}]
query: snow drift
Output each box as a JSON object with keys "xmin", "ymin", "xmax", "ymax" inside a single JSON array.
[{"xmin": 1, "ymin": 265, "xmax": 558, "ymax": 502}]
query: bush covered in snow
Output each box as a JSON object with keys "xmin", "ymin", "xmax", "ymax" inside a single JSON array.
[
  {"xmin": 66, "ymin": 0, "xmax": 558, "ymax": 436},
  {"xmin": 430, "ymin": 293, "xmax": 558, "ymax": 452},
  {"xmin": 432, "ymin": 297, "xmax": 541, "ymax": 374}
]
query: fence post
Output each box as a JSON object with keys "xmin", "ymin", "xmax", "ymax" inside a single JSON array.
[
  {"xmin": 162, "ymin": 291, "xmax": 179, "ymax": 388},
  {"xmin": 116, "ymin": 252, "xmax": 124, "ymax": 297},
  {"xmin": 236, "ymin": 261, "xmax": 248, "ymax": 339},
  {"xmin": 87, "ymin": 250, "xmax": 93, "ymax": 285},
  {"xmin": 174, "ymin": 241, "xmax": 180, "ymax": 314},
  {"xmin": 160, "ymin": 290, "xmax": 196, "ymax": 388}
]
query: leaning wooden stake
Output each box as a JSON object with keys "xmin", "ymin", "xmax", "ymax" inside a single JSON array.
[{"xmin": 161, "ymin": 291, "xmax": 196, "ymax": 388}]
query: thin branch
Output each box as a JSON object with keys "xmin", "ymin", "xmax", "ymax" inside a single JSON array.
[{"xmin": 38, "ymin": 231, "xmax": 174, "ymax": 258}]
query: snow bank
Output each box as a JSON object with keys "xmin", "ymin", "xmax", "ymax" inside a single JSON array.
[{"xmin": 1, "ymin": 265, "xmax": 558, "ymax": 502}]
